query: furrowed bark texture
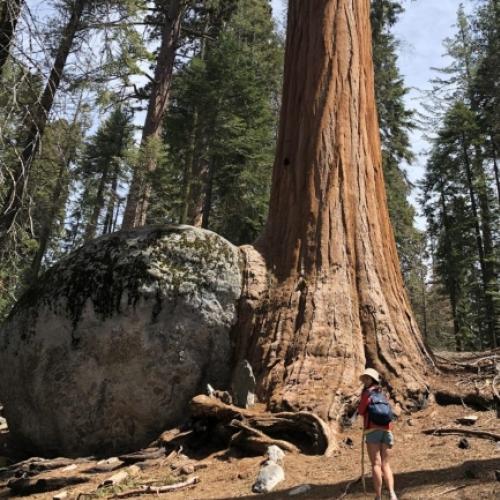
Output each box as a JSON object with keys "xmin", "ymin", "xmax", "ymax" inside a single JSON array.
[{"xmin": 236, "ymin": 0, "xmax": 433, "ymax": 419}]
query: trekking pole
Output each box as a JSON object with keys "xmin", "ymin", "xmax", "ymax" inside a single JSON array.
[{"xmin": 361, "ymin": 429, "xmax": 367, "ymax": 496}]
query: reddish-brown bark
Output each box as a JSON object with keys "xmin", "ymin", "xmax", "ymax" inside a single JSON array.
[
  {"xmin": 122, "ymin": 0, "xmax": 185, "ymax": 229},
  {"xmin": 235, "ymin": 0, "xmax": 434, "ymax": 419}
]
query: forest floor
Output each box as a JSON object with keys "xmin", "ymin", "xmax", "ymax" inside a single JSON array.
[{"xmin": 1, "ymin": 356, "xmax": 499, "ymax": 500}]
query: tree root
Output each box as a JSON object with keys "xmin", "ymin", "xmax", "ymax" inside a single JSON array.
[
  {"xmin": 229, "ymin": 420, "xmax": 299, "ymax": 454},
  {"xmin": 423, "ymin": 427, "xmax": 500, "ymax": 441},
  {"xmin": 189, "ymin": 395, "xmax": 333, "ymax": 455}
]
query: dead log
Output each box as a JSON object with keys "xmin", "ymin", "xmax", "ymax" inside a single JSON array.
[
  {"xmin": 7, "ymin": 475, "xmax": 88, "ymax": 495},
  {"xmin": 99, "ymin": 465, "xmax": 141, "ymax": 488},
  {"xmin": 190, "ymin": 395, "xmax": 333, "ymax": 455},
  {"xmin": 434, "ymin": 388, "xmax": 494, "ymax": 410},
  {"xmin": 111, "ymin": 476, "xmax": 199, "ymax": 498},
  {"xmin": 10, "ymin": 457, "xmax": 87, "ymax": 475},
  {"xmin": 423, "ymin": 428, "xmax": 500, "ymax": 441}
]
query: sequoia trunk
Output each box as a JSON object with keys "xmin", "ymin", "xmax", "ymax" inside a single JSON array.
[{"xmin": 236, "ymin": 0, "xmax": 433, "ymax": 419}]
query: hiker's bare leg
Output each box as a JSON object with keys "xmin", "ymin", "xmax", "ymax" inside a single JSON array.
[
  {"xmin": 367, "ymin": 443, "xmax": 383, "ymax": 498},
  {"xmin": 381, "ymin": 444, "xmax": 397, "ymax": 499}
]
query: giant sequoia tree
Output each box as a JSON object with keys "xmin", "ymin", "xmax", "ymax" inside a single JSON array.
[{"xmin": 236, "ymin": 0, "xmax": 434, "ymax": 419}]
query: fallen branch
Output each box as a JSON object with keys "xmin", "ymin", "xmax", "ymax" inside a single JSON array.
[
  {"xmin": 8, "ymin": 457, "xmax": 89, "ymax": 475},
  {"xmin": 118, "ymin": 448, "xmax": 165, "ymax": 464},
  {"xmin": 423, "ymin": 428, "xmax": 500, "ymax": 441},
  {"xmin": 111, "ymin": 476, "xmax": 199, "ymax": 498},
  {"xmin": 7, "ymin": 475, "xmax": 88, "ymax": 495}
]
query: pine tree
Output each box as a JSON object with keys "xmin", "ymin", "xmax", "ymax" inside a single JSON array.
[
  {"xmin": 370, "ymin": 0, "xmax": 427, "ymax": 332},
  {"xmin": 0, "ymin": 0, "xmax": 24, "ymax": 76},
  {"xmin": 149, "ymin": 0, "xmax": 283, "ymax": 245},
  {"xmin": 0, "ymin": 0, "xmax": 87, "ymax": 253},
  {"xmin": 28, "ymin": 118, "xmax": 84, "ymax": 281},
  {"xmin": 422, "ymin": 3, "xmax": 499, "ymax": 348},
  {"xmin": 76, "ymin": 107, "xmax": 134, "ymax": 242},
  {"xmin": 122, "ymin": 0, "xmax": 188, "ymax": 229},
  {"xmin": 473, "ymin": 0, "xmax": 500, "ymax": 203}
]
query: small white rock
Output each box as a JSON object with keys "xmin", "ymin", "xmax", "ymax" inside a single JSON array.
[
  {"xmin": 266, "ymin": 445, "xmax": 285, "ymax": 464},
  {"xmin": 252, "ymin": 462, "xmax": 285, "ymax": 494}
]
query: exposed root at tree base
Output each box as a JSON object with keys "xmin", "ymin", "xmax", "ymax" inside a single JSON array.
[{"xmin": 189, "ymin": 395, "xmax": 335, "ymax": 456}]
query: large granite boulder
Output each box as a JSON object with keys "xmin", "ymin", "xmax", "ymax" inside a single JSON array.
[{"xmin": 0, "ymin": 225, "xmax": 242, "ymax": 457}]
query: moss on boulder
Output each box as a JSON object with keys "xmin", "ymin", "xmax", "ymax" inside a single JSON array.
[{"xmin": 0, "ymin": 225, "xmax": 242, "ymax": 457}]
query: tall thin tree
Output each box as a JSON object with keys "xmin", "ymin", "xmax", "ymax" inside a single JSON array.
[
  {"xmin": 0, "ymin": 0, "xmax": 24, "ymax": 75},
  {"xmin": 0, "ymin": 0, "xmax": 87, "ymax": 253},
  {"xmin": 122, "ymin": 0, "xmax": 186, "ymax": 229}
]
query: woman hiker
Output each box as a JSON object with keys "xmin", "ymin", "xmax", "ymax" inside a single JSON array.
[{"xmin": 357, "ymin": 368, "xmax": 398, "ymax": 500}]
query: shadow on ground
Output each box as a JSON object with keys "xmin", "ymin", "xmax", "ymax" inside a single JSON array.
[{"xmin": 214, "ymin": 457, "xmax": 500, "ymax": 499}]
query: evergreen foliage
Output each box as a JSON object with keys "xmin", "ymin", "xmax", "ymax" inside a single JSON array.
[
  {"xmin": 370, "ymin": 0, "xmax": 427, "ymax": 332},
  {"xmin": 148, "ymin": 0, "xmax": 283, "ymax": 245},
  {"xmin": 422, "ymin": 1, "xmax": 499, "ymax": 349},
  {"xmin": 72, "ymin": 107, "xmax": 135, "ymax": 244}
]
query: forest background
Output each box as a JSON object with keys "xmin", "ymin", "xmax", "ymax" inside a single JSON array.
[{"xmin": 0, "ymin": 0, "xmax": 498, "ymax": 352}]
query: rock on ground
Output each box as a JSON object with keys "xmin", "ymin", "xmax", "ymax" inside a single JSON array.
[
  {"xmin": 252, "ymin": 461, "xmax": 285, "ymax": 494},
  {"xmin": 0, "ymin": 225, "xmax": 242, "ymax": 457}
]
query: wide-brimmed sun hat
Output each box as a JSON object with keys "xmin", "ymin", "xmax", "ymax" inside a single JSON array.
[{"xmin": 359, "ymin": 368, "xmax": 381, "ymax": 383}]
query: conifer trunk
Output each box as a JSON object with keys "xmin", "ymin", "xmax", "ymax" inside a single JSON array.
[
  {"xmin": 491, "ymin": 142, "xmax": 500, "ymax": 205},
  {"xmin": 84, "ymin": 169, "xmax": 108, "ymax": 241},
  {"xmin": 0, "ymin": 0, "xmax": 23, "ymax": 75},
  {"xmin": 122, "ymin": 0, "xmax": 185, "ymax": 229},
  {"xmin": 29, "ymin": 160, "xmax": 67, "ymax": 282},
  {"xmin": 0, "ymin": 0, "xmax": 85, "ymax": 252},
  {"xmin": 102, "ymin": 166, "xmax": 119, "ymax": 235},
  {"xmin": 235, "ymin": 0, "xmax": 433, "ymax": 418}
]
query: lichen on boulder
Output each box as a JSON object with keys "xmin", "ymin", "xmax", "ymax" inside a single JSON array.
[{"xmin": 0, "ymin": 225, "xmax": 242, "ymax": 457}]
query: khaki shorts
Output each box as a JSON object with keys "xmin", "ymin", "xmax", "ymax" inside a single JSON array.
[{"xmin": 365, "ymin": 430, "xmax": 394, "ymax": 448}]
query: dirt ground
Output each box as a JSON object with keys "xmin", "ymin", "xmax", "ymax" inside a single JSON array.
[{"xmin": 1, "ymin": 403, "xmax": 499, "ymax": 500}]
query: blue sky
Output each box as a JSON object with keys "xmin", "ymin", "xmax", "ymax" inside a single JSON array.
[{"xmin": 270, "ymin": 0, "xmax": 472, "ymax": 227}]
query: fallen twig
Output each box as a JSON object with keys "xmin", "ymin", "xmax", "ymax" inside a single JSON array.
[
  {"xmin": 423, "ymin": 427, "xmax": 500, "ymax": 441},
  {"xmin": 111, "ymin": 476, "xmax": 199, "ymax": 498},
  {"xmin": 431, "ymin": 483, "xmax": 468, "ymax": 497}
]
